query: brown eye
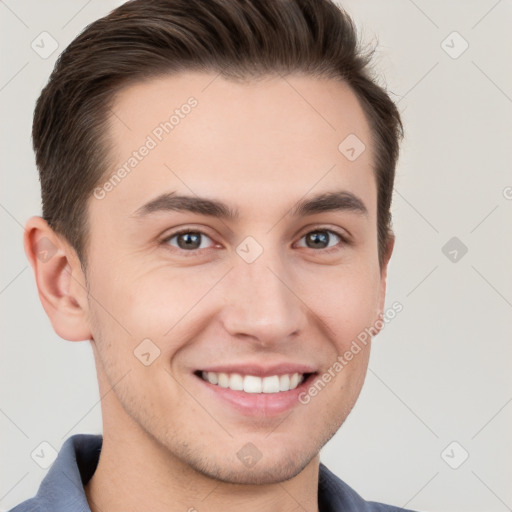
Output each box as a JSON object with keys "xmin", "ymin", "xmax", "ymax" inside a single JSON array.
[
  {"xmin": 164, "ymin": 231, "xmax": 214, "ymax": 251},
  {"xmin": 297, "ymin": 229, "xmax": 344, "ymax": 251}
]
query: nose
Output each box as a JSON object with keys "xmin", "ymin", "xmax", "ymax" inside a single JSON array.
[{"xmin": 219, "ymin": 248, "xmax": 306, "ymax": 347}]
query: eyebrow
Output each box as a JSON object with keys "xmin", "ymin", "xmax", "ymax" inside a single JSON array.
[{"xmin": 132, "ymin": 190, "xmax": 368, "ymax": 220}]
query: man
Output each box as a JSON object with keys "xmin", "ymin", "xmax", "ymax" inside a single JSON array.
[{"xmin": 12, "ymin": 0, "xmax": 413, "ymax": 511}]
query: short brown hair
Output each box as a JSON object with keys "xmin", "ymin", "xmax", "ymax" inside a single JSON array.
[{"xmin": 33, "ymin": 0, "xmax": 403, "ymax": 270}]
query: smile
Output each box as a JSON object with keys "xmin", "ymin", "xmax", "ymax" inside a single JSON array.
[
  {"xmin": 193, "ymin": 364, "xmax": 318, "ymax": 416},
  {"xmin": 199, "ymin": 371, "xmax": 310, "ymax": 393}
]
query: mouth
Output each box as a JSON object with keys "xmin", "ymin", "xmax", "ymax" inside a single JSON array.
[
  {"xmin": 194, "ymin": 370, "xmax": 315, "ymax": 394},
  {"xmin": 192, "ymin": 368, "xmax": 318, "ymax": 416}
]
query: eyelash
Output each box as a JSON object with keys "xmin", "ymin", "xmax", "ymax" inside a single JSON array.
[{"xmin": 160, "ymin": 226, "xmax": 350, "ymax": 256}]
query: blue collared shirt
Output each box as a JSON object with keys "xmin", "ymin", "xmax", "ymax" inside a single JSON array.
[{"xmin": 8, "ymin": 434, "xmax": 418, "ymax": 512}]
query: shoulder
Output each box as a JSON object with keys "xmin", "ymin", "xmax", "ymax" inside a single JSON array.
[
  {"xmin": 6, "ymin": 433, "xmax": 102, "ymax": 512},
  {"xmin": 7, "ymin": 498, "xmax": 41, "ymax": 512},
  {"xmin": 318, "ymin": 463, "xmax": 419, "ymax": 512}
]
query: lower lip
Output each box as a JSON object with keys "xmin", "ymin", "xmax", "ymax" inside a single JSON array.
[{"xmin": 195, "ymin": 373, "xmax": 316, "ymax": 417}]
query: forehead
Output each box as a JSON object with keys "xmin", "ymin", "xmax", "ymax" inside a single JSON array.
[{"xmin": 97, "ymin": 71, "xmax": 376, "ymax": 222}]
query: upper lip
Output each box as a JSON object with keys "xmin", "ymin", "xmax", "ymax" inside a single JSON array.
[{"xmin": 196, "ymin": 363, "xmax": 317, "ymax": 378}]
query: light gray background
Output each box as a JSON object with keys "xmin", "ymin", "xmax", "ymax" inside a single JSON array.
[{"xmin": 1, "ymin": 1, "xmax": 511, "ymax": 511}]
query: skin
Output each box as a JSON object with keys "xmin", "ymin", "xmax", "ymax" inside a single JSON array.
[{"xmin": 24, "ymin": 71, "xmax": 394, "ymax": 512}]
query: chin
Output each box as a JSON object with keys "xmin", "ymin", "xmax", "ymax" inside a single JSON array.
[
  {"xmin": 204, "ymin": 458, "xmax": 311, "ymax": 485},
  {"xmin": 182, "ymin": 445, "xmax": 317, "ymax": 486}
]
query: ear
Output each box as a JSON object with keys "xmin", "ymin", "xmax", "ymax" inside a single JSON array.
[
  {"xmin": 23, "ymin": 216, "xmax": 92, "ymax": 341},
  {"xmin": 375, "ymin": 232, "xmax": 395, "ymax": 328}
]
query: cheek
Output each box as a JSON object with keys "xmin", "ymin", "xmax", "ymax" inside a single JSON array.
[
  {"xmin": 121, "ymin": 265, "xmax": 219, "ymax": 332},
  {"xmin": 302, "ymin": 263, "xmax": 382, "ymax": 347},
  {"xmin": 87, "ymin": 262, "xmax": 220, "ymax": 357}
]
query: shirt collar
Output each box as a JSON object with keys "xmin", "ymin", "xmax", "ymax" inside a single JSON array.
[{"xmin": 36, "ymin": 434, "xmax": 101, "ymax": 512}]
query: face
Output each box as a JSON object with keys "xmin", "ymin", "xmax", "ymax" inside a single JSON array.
[{"xmin": 83, "ymin": 72, "xmax": 390, "ymax": 484}]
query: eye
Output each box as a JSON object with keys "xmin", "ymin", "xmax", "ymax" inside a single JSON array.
[
  {"xmin": 295, "ymin": 229, "xmax": 346, "ymax": 252},
  {"xmin": 161, "ymin": 227, "xmax": 348, "ymax": 256},
  {"xmin": 163, "ymin": 230, "xmax": 216, "ymax": 252}
]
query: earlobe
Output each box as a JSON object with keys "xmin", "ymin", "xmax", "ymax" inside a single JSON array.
[{"xmin": 23, "ymin": 216, "xmax": 92, "ymax": 342}]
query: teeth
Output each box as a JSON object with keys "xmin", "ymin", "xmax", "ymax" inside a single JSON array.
[
  {"xmin": 218, "ymin": 372, "xmax": 229, "ymax": 388},
  {"xmin": 206, "ymin": 371, "xmax": 218, "ymax": 385},
  {"xmin": 290, "ymin": 373, "xmax": 300, "ymax": 388},
  {"xmin": 244, "ymin": 375, "xmax": 262, "ymax": 393},
  {"xmin": 279, "ymin": 374, "xmax": 290, "ymax": 391},
  {"xmin": 262, "ymin": 375, "xmax": 280, "ymax": 393},
  {"xmin": 201, "ymin": 371, "xmax": 305, "ymax": 393},
  {"xmin": 229, "ymin": 373, "xmax": 244, "ymax": 391}
]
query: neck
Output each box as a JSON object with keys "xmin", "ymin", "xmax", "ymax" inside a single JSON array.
[{"xmin": 84, "ymin": 423, "xmax": 321, "ymax": 512}]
